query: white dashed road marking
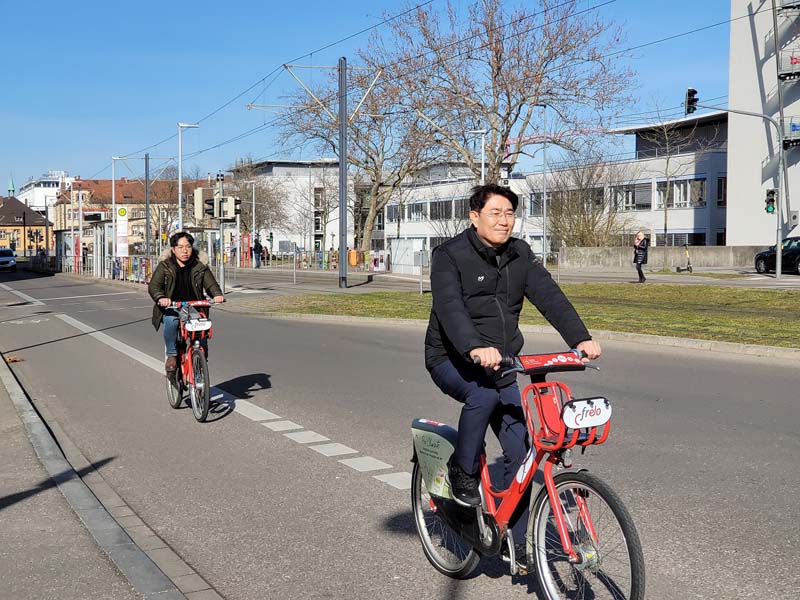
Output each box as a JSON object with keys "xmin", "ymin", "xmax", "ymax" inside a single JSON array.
[
  {"xmin": 373, "ymin": 473, "xmax": 413, "ymax": 490},
  {"xmin": 42, "ymin": 312, "xmax": 409, "ymax": 492},
  {"xmin": 261, "ymin": 420, "xmax": 303, "ymax": 432},
  {"xmin": 310, "ymin": 443, "xmax": 358, "ymax": 457},
  {"xmin": 284, "ymin": 431, "xmax": 329, "ymax": 443},
  {"xmin": 339, "ymin": 457, "xmax": 392, "ymax": 472}
]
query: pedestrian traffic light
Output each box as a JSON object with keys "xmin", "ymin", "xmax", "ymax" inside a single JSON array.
[
  {"xmin": 194, "ymin": 188, "xmax": 217, "ymax": 219},
  {"xmin": 765, "ymin": 188, "xmax": 777, "ymax": 214},
  {"xmin": 234, "ymin": 196, "xmax": 242, "ymax": 215},
  {"xmin": 685, "ymin": 88, "xmax": 698, "ymax": 115},
  {"xmin": 205, "ymin": 195, "xmax": 217, "ymax": 217}
]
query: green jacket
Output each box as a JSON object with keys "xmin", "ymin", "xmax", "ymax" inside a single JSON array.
[{"xmin": 148, "ymin": 248, "xmax": 222, "ymax": 331}]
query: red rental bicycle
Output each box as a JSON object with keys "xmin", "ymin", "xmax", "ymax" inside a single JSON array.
[
  {"xmin": 164, "ymin": 299, "xmax": 217, "ymax": 422},
  {"xmin": 411, "ymin": 350, "xmax": 645, "ymax": 600}
]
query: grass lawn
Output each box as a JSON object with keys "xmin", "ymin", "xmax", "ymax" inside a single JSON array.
[{"xmin": 259, "ymin": 283, "xmax": 799, "ymax": 348}]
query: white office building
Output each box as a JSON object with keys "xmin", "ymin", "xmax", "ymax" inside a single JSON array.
[
  {"xmin": 727, "ymin": 0, "xmax": 800, "ymax": 244},
  {"xmin": 17, "ymin": 170, "xmax": 74, "ymax": 227}
]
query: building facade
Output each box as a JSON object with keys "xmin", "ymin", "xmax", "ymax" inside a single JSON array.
[{"xmin": 727, "ymin": 0, "xmax": 800, "ymax": 244}]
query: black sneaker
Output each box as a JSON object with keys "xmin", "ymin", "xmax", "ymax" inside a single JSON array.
[{"xmin": 447, "ymin": 457, "xmax": 481, "ymax": 507}]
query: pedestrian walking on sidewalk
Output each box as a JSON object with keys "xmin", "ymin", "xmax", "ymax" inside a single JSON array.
[
  {"xmin": 253, "ymin": 239, "xmax": 263, "ymax": 269},
  {"xmin": 633, "ymin": 231, "xmax": 648, "ymax": 283}
]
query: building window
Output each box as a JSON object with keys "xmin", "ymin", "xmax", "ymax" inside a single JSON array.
[
  {"xmin": 0, "ymin": 231, "xmax": 6, "ymax": 239},
  {"xmin": 314, "ymin": 216, "xmax": 322, "ymax": 232},
  {"xmin": 408, "ymin": 202, "xmax": 427, "ymax": 221},
  {"xmin": 386, "ymin": 205, "xmax": 403, "ymax": 223},
  {"xmin": 529, "ymin": 192, "xmax": 543, "ymax": 217},
  {"xmin": 716, "ymin": 230, "xmax": 726, "ymax": 245},
  {"xmin": 313, "ymin": 187, "xmax": 324, "ymax": 210},
  {"xmin": 717, "ymin": 177, "xmax": 727, "ymax": 207},
  {"xmin": 14, "ymin": 216, "xmax": 23, "ymax": 222},
  {"xmin": 656, "ymin": 178, "xmax": 706, "ymax": 209},
  {"xmin": 454, "ymin": 197, "xmax": 470, "ymax": 219},
  {"xmin": 429, "ymin": 200, "xmax": 452, "ymax": 221},
  {"xmin": 612, "ymin": 183, "xmax": 652, "ymax": 211},
  {"xmin": 655, "ymin": 232, "xmax": 707, "ymax": 246}
]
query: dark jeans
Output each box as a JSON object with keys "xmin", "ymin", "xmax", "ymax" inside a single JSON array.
[
  {"xmin": 429, "ymin": 359, "xmax": 528, "ymax": 490},
  {"xmin": 635, "ymin": 262, "xmax": 646, "ymax": 282}
]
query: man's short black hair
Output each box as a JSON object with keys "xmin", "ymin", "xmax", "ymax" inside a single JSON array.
[
  {"xmin": 468, "ymin": 183, "xmax": 519, "ymax": 212},
  {"xmin": 169, "ymin": 231, "xmax": 194, "ymax": 247}
]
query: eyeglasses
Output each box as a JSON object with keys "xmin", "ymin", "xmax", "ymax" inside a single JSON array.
[{"xmin": 481, "ymin": 210, "xmax": 516, "ymax": 222}]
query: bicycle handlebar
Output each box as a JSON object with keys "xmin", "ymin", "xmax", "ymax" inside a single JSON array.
[
  {"xmin": 472, "ymin": 349, "xmax": 590, "ymax": 377},
  {"xmin": 167, "ymin": 299, "xmax": 223, "ymax": 309}
]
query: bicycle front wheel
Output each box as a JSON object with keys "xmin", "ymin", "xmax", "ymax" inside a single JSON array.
[
  {"xmin": 411, "ymin": 461, "xmax": 480, "ymax": 579},
  {"xmin": 188, "ymin": 349, "xmax": 210, "ymax": 422},
  {"xmin": 528, "ymin": 471, "xmax": 645, "ymax": 600},
  {"xmin": 165, "ymin": 369, "xmax": 184, "ymax": 409}
]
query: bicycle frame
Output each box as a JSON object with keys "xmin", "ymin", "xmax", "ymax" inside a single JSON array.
[
  {"xmin": 170, "ymin": 300, "xmax": 213, "ymax": 388},
  {"xmin": 475, "ymin": 375, "xmax": 611, "ymax": 564}
]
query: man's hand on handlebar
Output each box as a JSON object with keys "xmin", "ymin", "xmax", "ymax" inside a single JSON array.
[
  {"xmin": 158, "ymin": 298, "xmax": 171, "ymax": 308},
  {"xmin": 576, "ymin": 339, "xmax": 602, "ymax": 362},
  {"xmin": 212, "ymin": 295, "xmax": 224, "ymax": 304},
  {"xmin": 469, "ymin": 347, "xmax": 503, "ymax": 371}
]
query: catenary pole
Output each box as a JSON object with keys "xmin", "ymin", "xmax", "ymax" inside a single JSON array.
[{"xmin": 338, "ymin": 56, "xmax": 348, "ymax": 289}]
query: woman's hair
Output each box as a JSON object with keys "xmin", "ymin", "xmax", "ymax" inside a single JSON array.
[
  {"xmin": 169, "ymin": 231, "xmax": 195, "ymax": 247},
  {"xmin": 468, "ymin": 183, "xmax": 519, "ymax": 212}
]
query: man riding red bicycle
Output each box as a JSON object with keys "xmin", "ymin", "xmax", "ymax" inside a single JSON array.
[
  {"xmin": 149, "ymin": 231, "xmax": 224, "ymax": 373},
  {"xmin": 425, "ymin": 183, "xmax": 601, "ymax": 509}
]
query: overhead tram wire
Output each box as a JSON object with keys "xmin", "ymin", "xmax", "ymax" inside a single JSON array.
[
  {"xmin": 120, "ymin": 1, "xmax": 751, "ymax": 171},
  {"xmin": 112, "ymin": 0, "xmax": 617, "ymax": 172}
]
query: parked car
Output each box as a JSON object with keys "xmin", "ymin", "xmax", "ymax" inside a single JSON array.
[
  {"xmin": 754, "ymin": 236, "xmax": 800, "ymax": 275},
  {"xmin": 0, "ymin": 248, "xmax": 17, "ymax": 272}
]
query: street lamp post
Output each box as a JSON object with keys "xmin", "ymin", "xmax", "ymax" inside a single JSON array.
[
  {"xmin": 177, "ymin": 122, "xmax": 199, "ymax": 232},
  {"xmin": 466, "ymin": 129, "xmax": 487, "ymax": 185},
  {"xmin": 534, "ymin": 103, "xmax": 548, "ymax": 259}
]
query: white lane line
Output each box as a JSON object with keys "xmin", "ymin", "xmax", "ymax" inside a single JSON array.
[
  {"xmin": 50, "ymin": 312, "xmax": 404, "ymax": 492},
  {"xmin": 261, "ymin": 420, "xmax": 303, "ymax": 432},
  {"xmin": 55, "ymin": 314, "xmax": 164, "ymax": 372},
  {"xmin": 339, "ymin": 457, "xmax": 392, "ymax": 472},
  {"xmin": 234, "ymin": 400, "xmax": 281, "ymax": 422},
  {"xmin": 41, "ymin": 292, "xmax": 139, "ymax": 301},
  {"xmin": 309, "ymin": 443, "xmax": 358, "ymax": 457},
  {"xmin": 0, "ymin": 284, "xmax": 44, "ymax": 306},
  {"xmin": 373, "ymin": 473, "xmax": 412, "ymax": 490},
  {"xmin": 284, "ymin": 431, "xmax": 329, "ymax": 444}
]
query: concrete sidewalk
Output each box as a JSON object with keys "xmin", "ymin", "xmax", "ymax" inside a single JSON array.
[{"xmin": 0, "ymin": 364, "xmax": 141, "ymax": 599}]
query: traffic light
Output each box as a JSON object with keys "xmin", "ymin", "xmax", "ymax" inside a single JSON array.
[
  {"xmin": 268, "ymin": 231, "xmax": 273, "ymax": 249},
  {"xmin": 685, "ymin": 88, "xmax": 698, "ymax": 115},
  {"xmin": 219, "ymin": 196, "xmax": 237, "ymax": 219},
  {"xmin": 194, "ymin": 188, "xmax": 217, "ymax": 219},
  {"xmin": 234, "ymin": 196, "xmax": 242, "ymax": 215},
  {"xmin": 765, "ymin": 188, "xmax": 777, "ymax": 214}
]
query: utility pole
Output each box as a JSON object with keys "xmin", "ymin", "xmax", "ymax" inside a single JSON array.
[
  {"xmin": 217, "ymin": 172, "xmax": 226, "ymax": 293},
  {"xmin": 338, "ymin": 56, "xmax": 348, "ymax": 289},
  {"xmin": 145, "ymin": 153, "xmax": 151, "ymax": 257}
]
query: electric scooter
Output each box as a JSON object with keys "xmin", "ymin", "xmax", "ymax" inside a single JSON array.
[{"xmin": 676, "ymin": 243, "xmax": 693, "ymax": 273}]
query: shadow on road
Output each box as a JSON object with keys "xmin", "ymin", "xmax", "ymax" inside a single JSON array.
[
  {"xmin": 0, "ymin": 456, "xmax": 115, "ymax": 513},
  {"xmin": 216, "ymin": 373, "xmax": 272, "ymax": 398}
]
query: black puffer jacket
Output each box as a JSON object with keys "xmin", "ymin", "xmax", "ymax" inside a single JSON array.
[
  {"xmin": 633, "ymin": 237, "xmax": 649, "ymax": 265},
  {"xmin": 425, "ymin": 227, "xmax": 591, "ymax": 386}
]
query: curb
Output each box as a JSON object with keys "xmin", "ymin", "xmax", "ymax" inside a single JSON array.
[
  {"xmin": 231, "ymin": 311, "xmax": 800, "ymax": 360},
  {"xmin": 0, "ymin": 354, "xmax": 196, "ymax": 600}
]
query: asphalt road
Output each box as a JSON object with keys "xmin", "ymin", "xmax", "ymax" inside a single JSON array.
[{"xmin": 0, "ymin": 270, "xmax": 797, "ymax": 599}]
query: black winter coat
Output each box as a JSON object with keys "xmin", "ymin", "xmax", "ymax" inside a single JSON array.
[
  {"xmin": 633, "ymin": 237, "xmax": 649, "ymax": 265},
  {"xmin": 425, "ymin": 227, "xmax": 591, "ymax": 386}
]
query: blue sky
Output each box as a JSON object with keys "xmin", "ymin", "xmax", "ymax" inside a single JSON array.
[{"xmin": 1, "ymin": 0, "xmax": 731, "ymax": 186}]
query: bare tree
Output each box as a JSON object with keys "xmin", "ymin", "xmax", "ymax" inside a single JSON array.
[
  {"xmin": 377, "ymin": 0, "xmax": 633, "ymax": 182},
  {"xmin": 229, "ymin": 161, "xmax": 290, "ymax": 236},
  {"xmin": 280, "ymin": 61, "xmax": 437, "ymax": 252},
  {"xmin": 538, "ymin": 143, "xmax": 638, "ymax": 247}
]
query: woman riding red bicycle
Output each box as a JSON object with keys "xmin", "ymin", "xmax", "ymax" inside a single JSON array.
[{"xmin": 148, "ymin": 231, "xmax": 224, "ymax": 374}]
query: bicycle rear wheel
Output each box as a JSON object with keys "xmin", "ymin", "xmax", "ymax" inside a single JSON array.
[
  {"xmin": 188, "ymin": 349, "xmax": 210, "ymax": 422},
  {"xmin": 528, "ymin": 471, "xmax": 645, "ymax": 600},
  {"xmin": 411, "ymin": 462, "xmax": 480, "ymax": 579}
]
